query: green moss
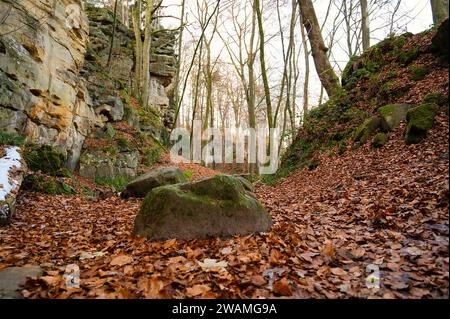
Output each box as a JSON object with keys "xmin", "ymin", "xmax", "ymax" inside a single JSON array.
[
  {"xmin": 397, "ymin": 47, "xmax": 420, "ymax": 66},
  {"xmin": 95, "ymin": 175, "xmax": 129, "ymax": 192},
  {"xmin": 183, "ymin": 170, "xmax": 193, "ymax": 180},
  {"xmin": 353, "ymin": 116, "xmax": 381, "ymax": 146},
  {"xmin": 423, "ymin": 92, "xmax": 447, "ymax": 106},
  {"xmin": 142, "ymin": 148, "xmax": 161, "ymax": 166},
  {"xmin": 22, "ymin": 174, "xmax": 73, "ymax": 195},
  {"xmin": 405, "ymin": 103, "xmax": 439, "ymax": 144},
  {"xmin": 409, "ymin": 65, "xmax": 430, "ymax": 80},
  {"xmin": 372, "ymin": 133, "xmax": 387, "ymax": 148},
  {"xmin": 378, "ymin": 104, "xmax": 411, "ymax": 131},
  {"xmin": 23, "ymin": 144, "xmax": 68, "ymax": 176},
  {"xmin": 0, "ymin": 131, "xmax": 25, "ymax": 146}
]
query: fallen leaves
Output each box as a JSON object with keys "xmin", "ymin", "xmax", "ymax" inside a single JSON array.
[
  {"xmin": 186, "ymin": 284, "xmax": 211, "ymax": 297},
  {"xmin": 110, "ymin": 255, "xmax": 133, "ymax": 266}
]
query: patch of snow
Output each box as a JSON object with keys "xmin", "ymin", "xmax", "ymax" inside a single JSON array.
[{"xmin": 0, "ymin": 147, "xmax": 23, "ymax": 201}]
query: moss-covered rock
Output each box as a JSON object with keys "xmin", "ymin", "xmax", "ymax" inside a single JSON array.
[
  {"xmin": 22, "ymin": 174, "xmax": 73, "ymax": 195},
  {"xmin": 23, "ymin": 145, "xmax": 69, "ymax": 177},
  {"xmin": 372, "ymin": 133, "xmax": 387, "ymax": 148},
  {"xmin": 353, "ymin": 116, "xmax": 381, "ymax": 145},
  {"xmin": 121, "ymin": 167, "xmax": 187, "ymax": 198},
  {"xmin": 134, "ymin": 175, "xmax": 272, "ymax": 240},
  {"xmin": 378, "ymin": 104, "xmax": 412, "ymax": 131},
  {"xmin": 423, "ymin": 92, "xmax": 448, "ymax": 106},
  {"xmin": 405, "ymin": 103, "xmax": 439, "ymax": 144}
]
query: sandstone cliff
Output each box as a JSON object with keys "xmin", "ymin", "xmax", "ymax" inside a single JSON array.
[{"xmin": 0, "ymin": 0, "xmax": 178, "ymax": 171}]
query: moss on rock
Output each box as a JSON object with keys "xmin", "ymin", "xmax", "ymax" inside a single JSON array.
[
  {"xmin": 405, "ymin": 103, "xmax": 439, "ymax": 144},
  {"xmin": 378, "ymin": 104, "xmax": 412, "ymax": 131},
  {"xmin": 372, "ymin": 133, "xmax": 387, "ymax": 148},
  {"xmin": 23, "ymin": 145, "xmax": 69, "ymax": 177},
  {"xmin": 353, "ymin": 116, "xmax": 381, "ymax": 146},
  {"xmin": 134, "ymin": 175, "xmax": 272, "ymax": 240}
]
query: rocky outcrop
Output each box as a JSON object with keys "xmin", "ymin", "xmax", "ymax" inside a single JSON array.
[
  {"xmin": 0, "ymin": 146, "xmax": 27, "ymax": 225},
  {"xmin": 121, "ymin": 167, "xmax": 187, "ymax": 198},
  {"xmin": 83, "ymin": 5, "xmax": 178, "ymax": 130},
  {"xmin": 0, "ymin": 0, "xmax": 102, "ymax": 170},
  {"xmin": 1, "ymin": 1, "xmax": 179, "ymax": 173},
  {"xmin": 79, "ymin": 149, "xmax": 139, "ymax": 180},
  {"xmin": 134, "ymin": 175, "xmax": 272, "ymax": 240}
]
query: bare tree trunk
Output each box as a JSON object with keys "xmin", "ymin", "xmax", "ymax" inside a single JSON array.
[
  {"xmin": 431, "ymin": 0, "xmax": 449, "ymax": 25},
  {"xmin": 299, "ymin": 19, "xmax": 309, "ymax": 121},
  {"xmin": 173, "ymin": 0, "xmax": 186, "ymax": 126},
  {"xmin": 141, "ymin": 0, "xmax": 153, "ymax": 108},
  {"xmin": 298, "ymin": 0, "xmax": 340, "ymax": 98},
  {"xmin": 106, "ymin": 0, "xmax": 119, "ymax": 69},
  {"xmin": 254, "ymin": 0, "xmax": 273, "ymax": 129},
  {"xmin": 360, "ymin": 0, "xmax": 370, "ymax": 51},
  {"xmin": 132, "ymin": 0, "xmax": 142, "ymax": 99}
]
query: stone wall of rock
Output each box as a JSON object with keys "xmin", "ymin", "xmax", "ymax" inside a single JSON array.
[
  {"xmin": 0, "ymin": 0, "xmax": 102, "ymax": 170},
  {"xmin": 83, "ymin": 5, "xmax": 178, "ymax": 129}
]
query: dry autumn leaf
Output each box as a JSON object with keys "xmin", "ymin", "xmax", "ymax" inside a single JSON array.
[{"xmin": 110, "ymin": 255, "xmax": 133, "ymax": 266}]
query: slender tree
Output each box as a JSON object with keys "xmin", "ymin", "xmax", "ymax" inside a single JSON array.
[
  {"xmin": 298, "ymin": 0, "xmax": 341, "ymax": 98},
  {"xmin": 141, "ymin": 0, "xmax": 154, "ymax": 108},
  {"xmin": 360, "ymin": 0, "xmax": 370, "ymax": 51}
]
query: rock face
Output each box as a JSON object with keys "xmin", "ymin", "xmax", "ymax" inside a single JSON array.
[
  {"xmin": 122, "ymin": 167, "xmax": 187, "ymax": 198},
  {"xmin": 378, "ymin": 104, "xmax": 412, "ymax": 131},
  {"xmin": 83, "ymin": 6, "xmax": 178, "ymax": 129},
  {"xmin": 134, "ymin": 175, "xmax": 272, "ymax": 240},
  {"xmin": 79, "ymin": 149, "xmax": 139, "ymax": 180},
  {"xmin": 0, "ymin": 0, "xmax": 101, "ymax": 170},
  {"xmin": 1, "ymin": 2, "xmax": 179, "ymax": 172},
  {"xmin": 0, "ymin": 147, "xmax": 27, "ymax": 225}
]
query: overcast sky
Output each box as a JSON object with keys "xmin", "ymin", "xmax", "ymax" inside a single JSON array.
[{"xmin": 160, "ymin": 0, "xmax": 434, "ymax": 116}]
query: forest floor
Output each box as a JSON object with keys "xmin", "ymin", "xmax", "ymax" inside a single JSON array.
[{"xmin": 0, "ymin": 112, "xmax": 448, "ymax": 299}]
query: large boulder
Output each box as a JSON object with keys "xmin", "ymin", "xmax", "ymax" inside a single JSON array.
[
  {"xmin": 0, "ymin": 266, "xmax": 42, "ymax": 298},
  {"xmin": 405, "ymin": 103, "xmax": 439, "ymax": 144},
  {"xmin": 121, "ymin": 167, "xmax": 187, "ymax": 198},
  {"xmin": 1, "ymin": 147, "xmax": 27, "ymax": 225},
  {"xmin": 134, "ymin": 174, "xmax": 272, "ymax": 240},
  {"xmin": 378, "ymin": 104, "xmax": 412, "ymax": 131}
]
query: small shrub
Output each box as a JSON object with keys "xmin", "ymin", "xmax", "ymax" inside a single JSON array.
[
  {"xmin": 183, "ymin": 170, "xmax": 193, "ymax": 180},
  {"xmin": 142, "ymin": 148, "xmax": 161, "ymax": 166},
  {"xmin": 95, "ymin": 175, "xmax": 129, "ymax": 192}
]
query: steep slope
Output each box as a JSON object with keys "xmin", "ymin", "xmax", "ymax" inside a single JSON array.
[{"xmin": 275, "ymin": 25, "xmax": 448, "ymax": 180}]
